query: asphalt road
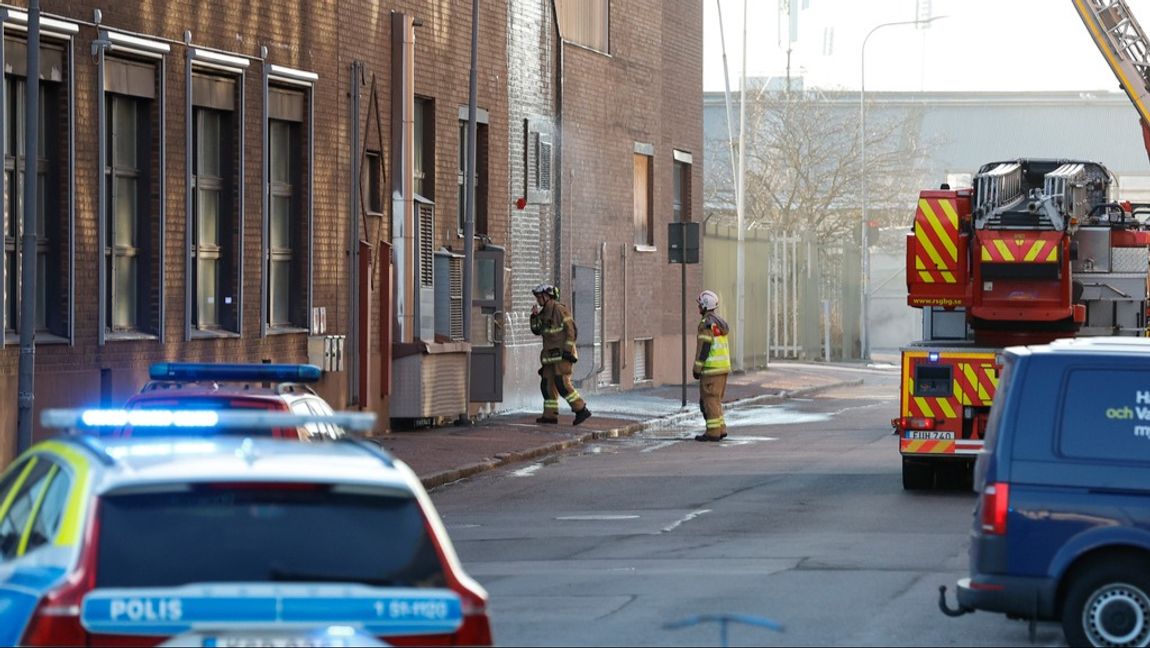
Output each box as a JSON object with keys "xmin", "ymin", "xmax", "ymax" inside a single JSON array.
[{"xmin": 430, "ymin": 368, "xmax": 1067, "ymax": 647}]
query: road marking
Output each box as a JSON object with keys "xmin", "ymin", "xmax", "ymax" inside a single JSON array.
[
  {"xmin": 642, "ymin": 441, "xmax": 679, "ymax": 453},
  {"xmin": 512, "ymin": 463, "xmax": 543, "ymax": 478},
  {"xmin": 661, "ymin": 509, "xmax": 710, "ymax": 533},
  {"xmin": 556, "ymin": 514, "xmax": 641, "ymax": 521}
]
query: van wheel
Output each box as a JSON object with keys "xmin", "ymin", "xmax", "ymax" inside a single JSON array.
[
  {"xmin": 1062, "ymin": 562, "xmax": 1150, "ymax": 647},
  {"xmin": 901, "ymin": 458, "xmax": 933, "ymax": 490}
]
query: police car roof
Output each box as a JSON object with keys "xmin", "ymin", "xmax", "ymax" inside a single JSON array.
[{"xmin": 70, "ymin": 436, "xmax": 413, "ymax": 494}]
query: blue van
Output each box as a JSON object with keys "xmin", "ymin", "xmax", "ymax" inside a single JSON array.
[{"xmin": 940, "ymin": 337, "xmax": 1150, "ymax": 647}]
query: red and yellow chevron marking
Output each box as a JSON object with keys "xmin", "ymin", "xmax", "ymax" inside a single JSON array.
[
  {"xmin": 955, "ymin": 362, "xmax": 998, "ymax": 406},
  {"xmin": 978, "ymin": 232, "xmax": 1061, "ymax": 263},
  {"xmin": 909, "ymin": 396, "xmax": 957, "ymax": 420},
  {"xmin": 914, "ymin": 197, "xmax": 960, "ymax": 284},
  {"xmin": 900, "ymin": 350, "xmax": 998, "ymax": 418},
  {"xmin": 901, "ymin": 439, "xmax": 956, "ymax": 454}
]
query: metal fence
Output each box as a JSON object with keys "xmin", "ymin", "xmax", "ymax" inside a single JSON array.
[{"xmin": 703, "ymin": 224, "xmax": 862, "ymax": 365}]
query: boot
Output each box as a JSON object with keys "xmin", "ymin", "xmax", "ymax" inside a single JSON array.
[
  {"xmin": 694, "ymin": 432, "xmax": 725, "ymax": 442},
  {"xmin": 536, "ymin": 416, "xmax": 559, "ymax": 424},
  {"xmin": 573, "ymin": 407, "xmax": 592, "ymax": 426}
]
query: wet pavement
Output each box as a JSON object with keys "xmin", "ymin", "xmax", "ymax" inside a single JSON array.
[{"xmin": 374, "ymin": 361, "xmax": 881, "ymax": 489}]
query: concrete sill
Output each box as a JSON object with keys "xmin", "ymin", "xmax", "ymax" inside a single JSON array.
[
  {"xmin": 3, "ymin": 332, "xmax": 69, "ymax": 346},
  {"xmin": 105, "ymin": 331, "xmax": 159, "ymax": 342},
  {"xmin": 191, "ymin": 329, "xmax": 241, "ymax": 340},
  {"xmin": 634, "ymin": 245, "xmax": 657, "ymax": 253},
  {"xmin": 266, "ymin": 326, "xmax": 309, "ymax": 336}
]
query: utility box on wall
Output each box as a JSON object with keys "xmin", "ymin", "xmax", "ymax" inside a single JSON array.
[{"xmin": 308, "ymin": 335, "xmax": 346, "ymax": 372}]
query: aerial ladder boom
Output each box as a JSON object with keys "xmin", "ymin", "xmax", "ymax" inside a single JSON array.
[{"xmin": 1073, "ymin": 0, "xmax": 1150, "ymax": 160}]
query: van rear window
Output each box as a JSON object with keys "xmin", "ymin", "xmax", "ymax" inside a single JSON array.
[
  {"xmin": 1060, "ymin": 369, "xmax": 1150, "ymax": 463},
  {"xmin": 96, "ymin": 485, "xmax": 446, "ymax": 589}
]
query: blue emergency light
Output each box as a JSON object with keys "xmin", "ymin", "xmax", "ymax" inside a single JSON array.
[
  {"xmin": 42, "ymin": 408, "xmax": 378, "ymax": 432},
  {"xmin": 149, "ymin": 362, "xmax": 323, "ymax": 383},
  {"xmin": 928, "ymin": 352, "xmax": 940, "ymax": 363}
]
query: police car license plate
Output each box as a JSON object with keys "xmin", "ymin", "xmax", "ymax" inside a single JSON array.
[
  {"xmin": 907, "ymin": 430, "xmax": 954, "ymax": 440},
  {"xmin": 204, "ymin": 637, "xmax": 352, "ymax": 647}
]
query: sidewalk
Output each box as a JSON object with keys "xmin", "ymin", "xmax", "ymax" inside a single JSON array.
[{"xmin": 376, "ymin": 361, "xmax": 872, "ymax": 489}]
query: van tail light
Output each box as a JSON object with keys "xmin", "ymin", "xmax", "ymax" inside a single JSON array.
[
  {"xmin": 900, "ymin": 416, "xmax": 937, "ymax": 430},
  {"xmin": 980, "ymin": 482, "xmax": 1010, "ymax": 535},
  {"xmin": 21, "ymin": 504, "xmax": 100, "ymax": 646}
]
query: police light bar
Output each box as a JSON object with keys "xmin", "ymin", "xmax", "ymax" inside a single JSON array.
[
  {"xmin": 148, "ymin": 362, "xmax": 323, "ymax": 383},
  {"xmin": 42, "ymin": 409, "xmax": 377, "ymax": 432}
]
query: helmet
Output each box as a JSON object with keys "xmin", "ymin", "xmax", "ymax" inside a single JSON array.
[
  {"xmin": 532, "ymin": 283, "xmax": 556, "ymax": 298},
  {"xmin": 697, "ymin": 290, "xmax": 719, "ymax": 311}
]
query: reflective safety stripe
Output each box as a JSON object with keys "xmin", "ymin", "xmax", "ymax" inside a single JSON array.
[
  {"xmin": 542, "ymin": 356, "xmax": 563, "ymax": 364},
  {"xmin": 564, "ymin": 391, "xmax": 582, "ymax": 404},
  {"xmin": 544, "ymin": 326, "xmax": 565, "ymax": 334},
  {"xmin": 702, "ymin": 331, "xmax": 731, "ymax": 373},
  {"xmin": 36, "ymin": 440, "xmax": 92, "ymax": 547},
  {"xmin": 705, "ymin": 418, "xmax": 725, "ymax": 429},
  {"xmin": 544, "ymin": 400, "xmax": 560, "ymax": 407},
  {"xmin": 0, "ymin": 459, "xmax": 37, "ymax": 521},
  {"xmin": 18, "ymin": 464, "xmax": 59, "ymax": 556},
  {"xmin": 565, "ymin": 340, "xmax": 576, "ymax": 348},
  {"xmin": 698, "ymin": 334, "xmax": 714, "ymax": 342}
]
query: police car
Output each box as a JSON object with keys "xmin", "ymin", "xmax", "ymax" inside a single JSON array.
[
  {"xmin": 0, "ymin": 409, "xmax": 492, "ymax": 646},
  {"xmin": 120, "ymin": 363, "xmax": 347, "ymax": 441}
]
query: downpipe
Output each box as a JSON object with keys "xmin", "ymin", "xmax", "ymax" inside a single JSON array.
[{"xmin": 938, "ymin": 586, "xmax": 974, "ymax": 617}]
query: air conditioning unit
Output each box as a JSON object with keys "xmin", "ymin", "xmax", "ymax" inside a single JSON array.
[
  {"xmin": 434, "ymin": 250, "xmax": 464, "ymax": 341},
  {"xmin": 414, "ymin": 196, "xmax": 436, "ymax": 341}
]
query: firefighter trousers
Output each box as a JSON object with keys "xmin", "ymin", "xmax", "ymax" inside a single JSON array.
[
  {"xmin": 698, "ymin": 373, "xmax": 728, "ymax": 438},
  {"xmin": 540, "ymin": 360, "xmax": 586, "ymax": 419}
]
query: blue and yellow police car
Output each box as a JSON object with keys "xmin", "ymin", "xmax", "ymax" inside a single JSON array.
[{"xmin": 0, "ymin": 409, "xmax": 492, "ymax": 646}]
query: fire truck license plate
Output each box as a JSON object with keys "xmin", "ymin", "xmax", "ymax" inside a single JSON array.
[{"xmin": 907, "ymin": 431, "xmax": 954, "ymax": 440}]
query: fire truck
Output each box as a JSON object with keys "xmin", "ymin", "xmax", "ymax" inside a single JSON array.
[{"xmin": 892, "ymin": 0, "xmax": 1150, "ymax": 490}]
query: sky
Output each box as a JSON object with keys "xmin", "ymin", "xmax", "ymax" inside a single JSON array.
[{"xmin": 704, "ymin": 0, "xmax": 1150, "ymax": 93}]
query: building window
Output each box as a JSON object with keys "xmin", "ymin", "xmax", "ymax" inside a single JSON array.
[
  {"xmin": 633, "ymin": 152, "xmax": 653, "ymax": 247},
  {"xmin": 365, "ymin": 151, "xmax": 382, "ymax": 214},
  {"xmin": 457, "ymin": 116, "xmax": 488, "ymax": 236},
  {"xmin": 673, "ymin": 158, "xmax": 691, "ymax": 223},
  {"xmin": 413, "ymin": 97, "xmax": 434, "ymax": 199},
  {"xmin": 269, "ymin": 118, "xmax": 301, "ymax": 328},
  {"xmin": 106, "ymin": 91, "xmax": 154, "ymax": 333},
  {"xmin": 555, "ymin": 0, "xmax": 609, "ymax": 53},
  {"xmin": 634, "ymin": 338, "xmax": 653, "ymax": 382},
  {"xmin": 4, "ymin": 67, "xmax": 62, "ymax": 338},
  {"xmin": 193, "ymin": 107, "xmax": 235, "ymax": 331},
  {"xmin": 190, "ymin": 71, "xmax": 240, "ymax": 334}
]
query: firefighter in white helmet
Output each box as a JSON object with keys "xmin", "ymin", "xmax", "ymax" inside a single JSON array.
[
  {"xmin": 530, "ymin": 283, "xmax": 592, "ymax": 425},
  {"xmin": 693, "ymin": 289, "xmax": 731, "ymax": 441}
]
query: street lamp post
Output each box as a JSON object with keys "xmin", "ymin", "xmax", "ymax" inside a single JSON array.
[{"xmin": 859, "ymin": 16, "xmax": 944, "ymax": 363}]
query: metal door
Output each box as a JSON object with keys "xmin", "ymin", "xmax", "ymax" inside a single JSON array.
[
  {"xmin": 571, "ymin": 265, "xmax": 597, "ymax": 382},
  {"xmin": 470, "ymin": 245, "xmax": 505, "ymax": 402}
]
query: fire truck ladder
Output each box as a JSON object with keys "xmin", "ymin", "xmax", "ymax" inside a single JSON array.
[{"xmin": 1074, "ymin": 0, "xmax": 1150, "ymax": 126}]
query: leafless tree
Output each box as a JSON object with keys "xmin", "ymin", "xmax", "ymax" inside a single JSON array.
[{"xmin": 705, "ymin": 88, "xmax": 938, "ymax": 247}]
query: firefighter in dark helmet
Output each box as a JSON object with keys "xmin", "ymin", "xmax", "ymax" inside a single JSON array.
[
  {"xmin": 530, "ymin": 283, "xmax": 592, "ymax": 425},
  {"xmin": 693, "ymin": 289, "xmax": 731, "ymax": 441}
]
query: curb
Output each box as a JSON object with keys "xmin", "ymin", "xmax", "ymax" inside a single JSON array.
[{"xmin": 420, "ymin": 378, "xmax": 863, "ymax": 490}]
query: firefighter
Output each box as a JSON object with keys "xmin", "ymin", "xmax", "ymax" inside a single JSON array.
[
  {"xmin": 530, "ymin": 283, "xmax": 592, "ymax": 425},
  {"xmin": 693, "ymin": 289, "xmax": 731, "ymax": 441}
]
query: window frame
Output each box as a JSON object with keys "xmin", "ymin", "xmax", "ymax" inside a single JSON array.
[
  {"xmin": 186, "ymin": 53, "xmax": 247, "ymax": 341},
  {"xmin": 262, "ymin": 65, "xmax": 315, "ymax": 336},
  {"xmin": 96, "ymin": 32, "xmax": 168, "ymax": 345},
  {"xmin": 633, "ymin": 143, "xmax": 654, "ymax": 250},
  {"xmin": 0, "ymin": 19, "xmax": 76, "ymax": 347}
]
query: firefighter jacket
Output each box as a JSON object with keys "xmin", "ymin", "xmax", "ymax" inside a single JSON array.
[
  {"xmin": 531, "ymin": 300, "xmax": 578, "ymax": 365},
  {"xmin": 694, "ymin": 312, "xmax": 731, "ymax": 376}
]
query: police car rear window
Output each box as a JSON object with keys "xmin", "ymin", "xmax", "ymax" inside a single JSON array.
[
  {"xmin": 1059, "ymin": 369, "xmax": 1150, "ymax": 463},
  {"xmin": 95, "ymin": 486, "xmax": 446, "ymax": 589}
]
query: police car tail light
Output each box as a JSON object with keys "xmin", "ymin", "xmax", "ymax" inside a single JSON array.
[
  {"xmin": 980, "ymin": 482, "xmax": 1010, "ymax": 535},
  {"xmin": 454, "ymin": 584, "xmax": 493, "ymax": 646},
  {"xmin": 21, "ymin": 510, "xmax": 100, "ymax": 646}
]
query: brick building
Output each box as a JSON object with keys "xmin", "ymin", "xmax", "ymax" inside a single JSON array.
[{"xmin": 0, "ymin": 0, "xmax": 703, "ymax": 463}]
